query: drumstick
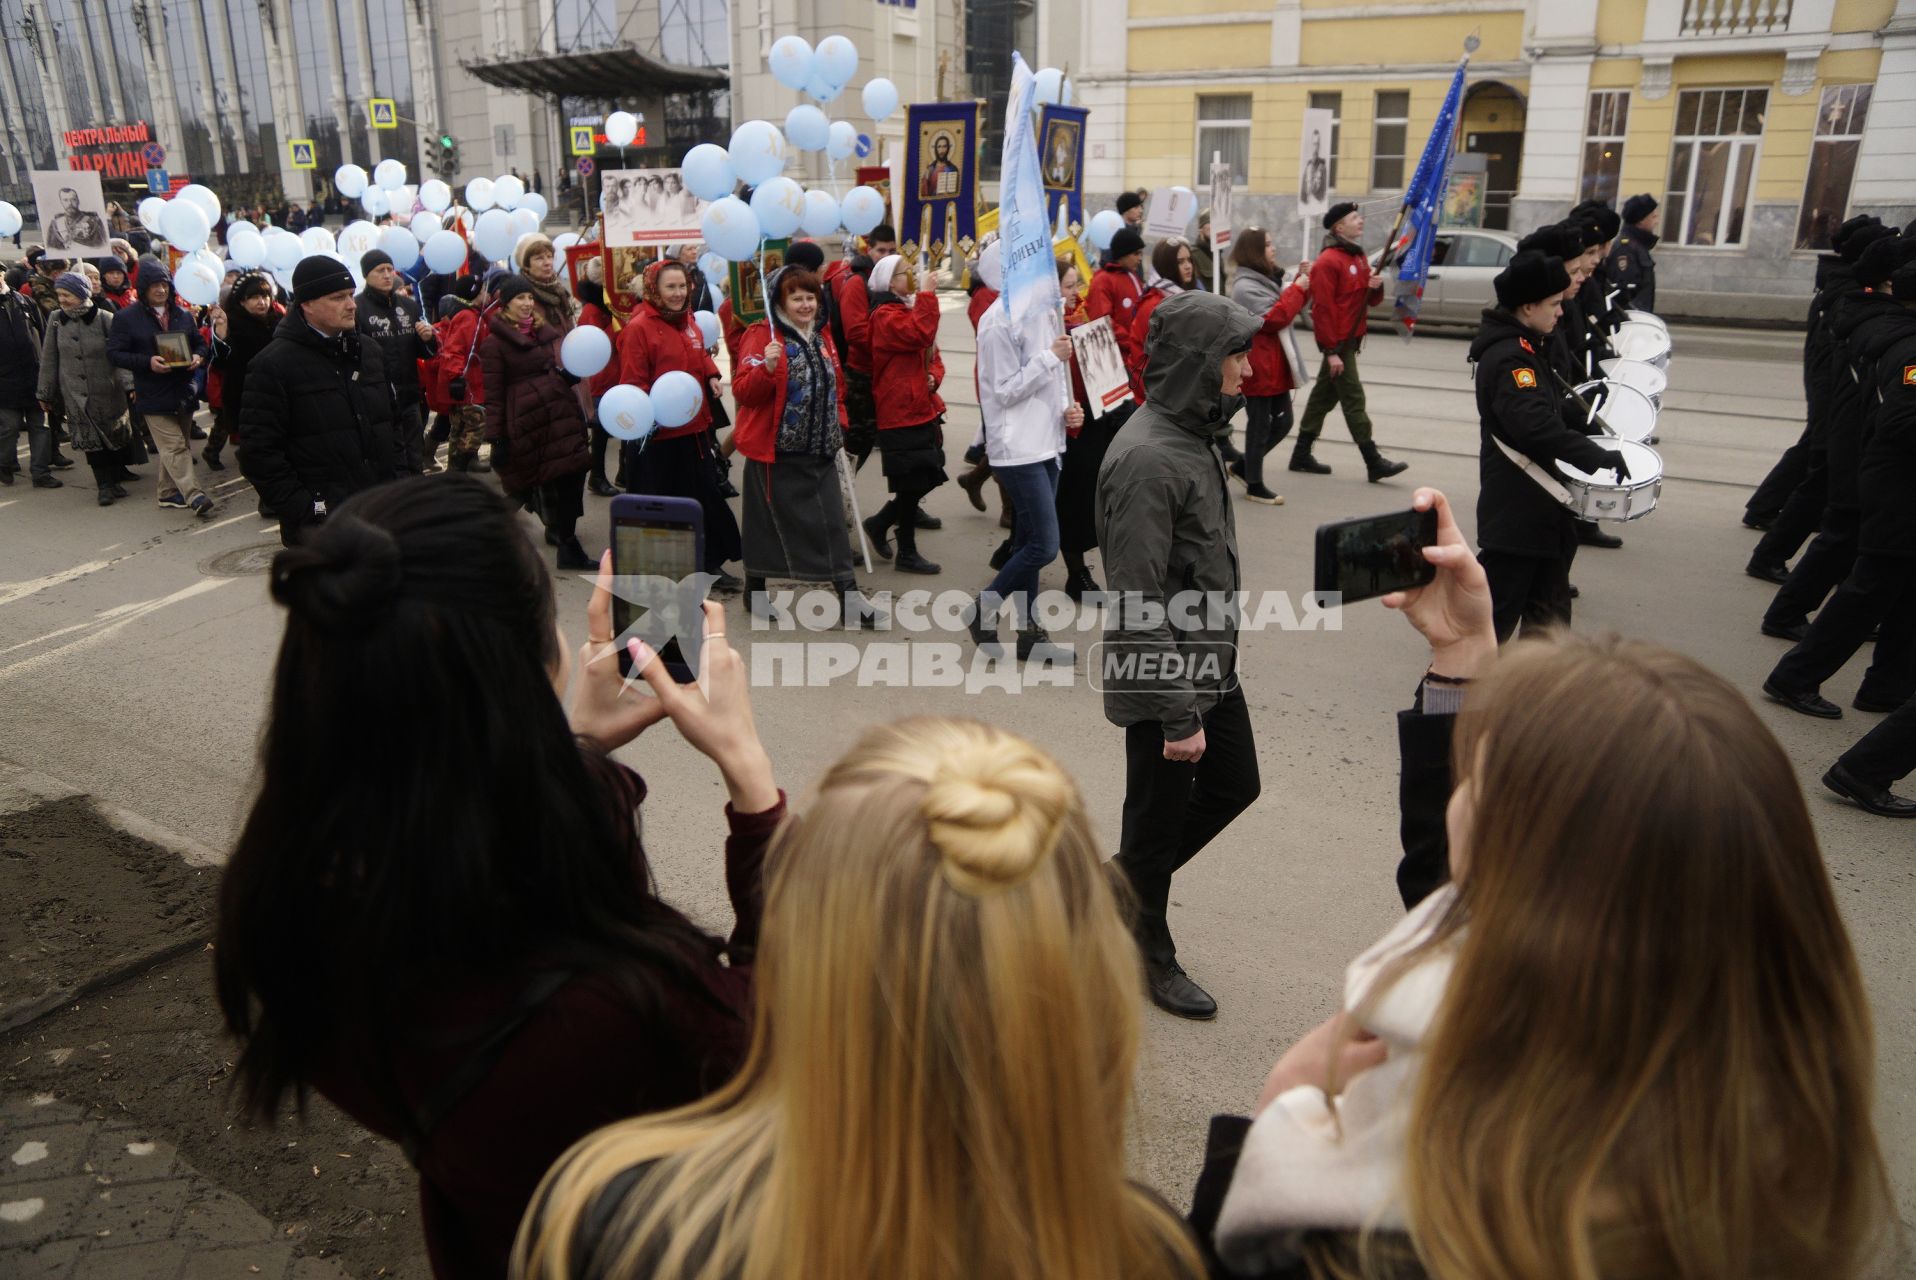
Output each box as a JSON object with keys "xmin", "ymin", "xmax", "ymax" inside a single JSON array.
[{"xmin": 1541, "ymin": 362, "xmax": 1629, "ymax": 443}]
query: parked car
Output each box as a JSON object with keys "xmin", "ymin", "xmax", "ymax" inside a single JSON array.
[{"xmin": 1366, "ymin": 227, "xmax": 1520, "ymax": 330}]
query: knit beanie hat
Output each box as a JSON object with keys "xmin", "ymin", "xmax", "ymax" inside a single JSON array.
[
  {"xmin": 495, "ymin": 273, "xmax": 535, "ymax": 307},
  {"xmin": 784, "ymin": 240, "xmax": 826, "ymax": 271},
  {"xmin": 292, "ymin": 254, "xmax": 356, "ymax": 303},
  {"xmin": 53, "ymin": 271, "xmax": 91, "ymax": 301},
  {"xmin": 513, "ymin": 234, "xmax": 555, "ymax": 272},
  {"xmin": 1116, "ymin": 192, "xmax": 1143, "ymax": 216},
  {"xmin": 359, "ymin": 248, "xmax": 393, "ymax": 276},
  {"xmin": 1494, "ymin": 251, "xmax": 1572, "ymax": 309},
  {"xmin": 1108, "ymin": 226, "xmax": 1146, "ymax": 259}
]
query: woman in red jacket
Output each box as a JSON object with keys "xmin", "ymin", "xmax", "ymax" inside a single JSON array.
[
  {"xmin": 732, "ymin": 266, "xmax": 881, "ymax": 627},
  {"xmin": 482, "ymin": 275, "xmax": 593, "ymax": 568},
  {"xmin": 575, "ymin": 268, "xmax": 624, "ymax": 497},
  {"xmin": 616, "ymin": 260, "xmax": 743, "ymax": 591},
  {"xmin": 1224, "ymin": 228, "xmax": 1312, "ymax": 504},
  {"xmin": 858, "ymin": 255, "xmax": 948, "ymax": 576},
  {"xmin": 1053, "ymin": 257, "xmax": 1113, "ymax": 602}
]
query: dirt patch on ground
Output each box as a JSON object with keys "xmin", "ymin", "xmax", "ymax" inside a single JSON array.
[{"xmin": 0, "ymin": 797, "xmax": 216, "ymax": 1028}]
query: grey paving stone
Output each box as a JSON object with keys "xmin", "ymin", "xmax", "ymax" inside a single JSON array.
[
  {"xmin": 68, "ymin": 1238, "xmax": 187, "ymax": 1280},
  {"xmin": 0, "ymin": 1173, "xmax": 96, "ymax": 1246},
  {"xmin": 177, "ymin": 1239, "xmax": 297, "ymax": 1278},
  {"xmin": 82, "ymin": 1130, "xmax": 181, "ymax": 1185},
  {"xmin": 174, "ymin": 1187, "xmax": 276, "ymax": 1246},
  {"xmin": 3, "ymin": 1123, "xmax": 94, "ymax": 1185},
  {"xmin": 69, "ymin": 1177, "xmax": 189, "ymax": 1249}
]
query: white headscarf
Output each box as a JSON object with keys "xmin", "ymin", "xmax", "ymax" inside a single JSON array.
[
  {"xmin": 869, "ymin": 254, "xmax": 903, "ymax": 296},
  {"xmin": 975, "ymin": 240, "xmax": 1004, "ymax": 293}
]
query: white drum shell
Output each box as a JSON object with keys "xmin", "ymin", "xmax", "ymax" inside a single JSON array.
[
  {"xmin": 1556, "ymin": 439, "xmax": 1664, "ymax": 522},
  {"xmin": 1597, "ymin": 358, "xmax": 1667, "ymax": 410},
  {"xmin": 1613, "ymin": 320, "xmax": 1671, "ymax": 371},
  {"xmin": 1624, "ymin": 309, "xmax": 1666, "ymax": 331},
  {"xmin": 1570, "ymin": 379, "xmax": 1658, "ymax": 443}
]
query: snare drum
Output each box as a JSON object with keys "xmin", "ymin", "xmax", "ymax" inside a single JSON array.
[
  {"xmin": 1624, "ymin": 309, "xmax": 1666, "ymax": 331},
  {"xmin": 1596, "ymin": 358, "xmax": 1668, "ymax": 411},
  {"xmin": 1554, "ymin": 439, "xmax": 1664, "ymax": 522},
  {"xmin": 1613, "ymin": 320, "xmax": 1671, "ymax": 371},
  {"xmin": 1570, "ymin": 379, "xmax": 1658, "ymax": 443}
]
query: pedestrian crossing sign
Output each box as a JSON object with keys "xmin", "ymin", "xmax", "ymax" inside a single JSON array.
[
  {"xmin": 289, "ymin": 139, "xmax": 317, "ymax": 170},
  {"xmin": 370, "ymin": 99, "xmax": 397, "ymax": 129},
  {"xmin": 570, "ymin": 125, "xmax": 597, "ymax": 156}
]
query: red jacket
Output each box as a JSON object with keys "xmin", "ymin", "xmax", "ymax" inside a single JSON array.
[
  {"xmin": 730, "ymin": 320, "xmax": 850, "ymax": 464},
  {"xmin": 717, "ymin": 298, "xmax": 748, "ymax": 372},
  {"xmin": 1241, "ymin": 281, "xmax": 1311, "ymax": 397},
  {"xmin": 1307, "ymin": 241, "xmax": 1382, "ymax": 352},
  {"xmin": 868, "ymin": 292, "xmax": 946, "ymax": 430},
  {"xmin": 1087, "ymin": 264, "xmax": 1145, "ymax": 398},
  {"xmin": 830, "ymin": 267, "xmax": 875, "ymax": 374},
  {"xmin": 577, "ymin": 301, "xmax": 620, "ymax": 400},
  {"xmin": 617, "ymin": 302, "xmax": 719, "ymax": 441},
  {"xmin": 426, "ymin": 303, "xmax": 489, "ymax": 414}
]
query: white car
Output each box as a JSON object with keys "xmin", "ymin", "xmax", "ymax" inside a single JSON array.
[{"xmin": 1367, "ymin": 227, "xmax": 1521, "ymax": 329}]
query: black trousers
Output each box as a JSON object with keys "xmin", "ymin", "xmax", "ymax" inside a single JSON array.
[
  {"xmin": 393, "ymin": 401, "xmax": 428, "ymax": 474},
  {"xmin": 1769, "ymin": 553, "xmax": 1916, "ymax": 706},
  {"xmin": 1240, "ymin": 393, "xmax": 1294, "ymax": 487},
  {"xmin": 1765, "ymin": 505, "xmax": 1858, "ymax": 628},
  {"xmin": 1752, "ymin": 451, "xmax": 1827, "ymax": 568},
  {"xmin": 1115, "ymin": 685, "xmax": 1260, "ymax": 967},
  {"xmin": 1747, "ymin": 429, "xmax": 1811, "ymax": 522},
  {"xmin": 1480, "ymin": 549, "xmax": 1574, "ymax": 643},
  {"xmin": 1837, "ymin": 692, "xmax": 1916, "ymax": 790}
]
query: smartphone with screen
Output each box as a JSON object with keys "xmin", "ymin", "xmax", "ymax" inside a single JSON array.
[
  {"xmin": 1313, "ymin": 507, "xmax": 1439, "ymax": 606},
  {"xmin": 610, "ymin": 493, "xmax": 706, "ymax": 682}
]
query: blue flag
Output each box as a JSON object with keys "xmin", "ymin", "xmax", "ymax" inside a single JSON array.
[
  {"xmin": 1392, "ymin": 58, "xmax": 1469, "ymax": 339},
  {"xmin": 998, "ymin": 53, "xmax": 1063, "ymax": 339}
]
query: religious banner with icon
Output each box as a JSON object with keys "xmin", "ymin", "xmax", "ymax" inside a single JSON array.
[
  {"xmin": 901, "ymin": 101, "xmax": 984, "ymax": 261},
  {"xmin": 855, "ymin": 165, "xmax": 894, "ymax": 239},
  {"xmin": 1036, "ymin": 104, "xmax": 1087, "ymax": 228},
  {"xmin": 728, "ymin": 239, "xmax": 790, "ymax": 326}
]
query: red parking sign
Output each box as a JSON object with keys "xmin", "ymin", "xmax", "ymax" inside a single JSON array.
[{"xmin": 577, "ymin": 157, "xmax": 595, "ymax": 176}]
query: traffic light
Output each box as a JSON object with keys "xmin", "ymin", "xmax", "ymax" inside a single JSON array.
[{"xmin": 437, "ymin": 133, "xmax": 459, "ymax": 178}]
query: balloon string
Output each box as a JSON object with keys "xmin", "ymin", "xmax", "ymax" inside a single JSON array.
[{"xmin": 757, "ymin": 239, "xmax": 774, "ymax": 320}]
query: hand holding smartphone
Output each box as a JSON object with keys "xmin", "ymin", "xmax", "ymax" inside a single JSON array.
[
  {"xmin": 1314, "ymin": 507, "xmax": 1440, "ymax": 606},
  {"xmin": 610, "ymin": 493, "xmax": 706, "ymax": 682}
]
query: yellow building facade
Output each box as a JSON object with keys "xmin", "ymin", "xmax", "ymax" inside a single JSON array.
[{"xmin": 1066, "ymin": 0, "xmax": 1916, "ymax": 319}]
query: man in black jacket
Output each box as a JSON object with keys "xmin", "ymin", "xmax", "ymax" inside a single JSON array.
[
  {"xmin": 240, "ymin": 256, "xmax": 398, "ymax": 546},
  {"xmin": 1471, "ymin": 251, "xmax": 1632, "ymax": 641},
  {"xmin": 0, "ymin": 269, "xmax": 49, "ymax": 486},
  {"xmin": 1607, "ymin": 194, "xmax": 1660, "ymax": 314},
  {"xmin": 356, "ymin": 248, "xmax": 438, "ymax": 474}
]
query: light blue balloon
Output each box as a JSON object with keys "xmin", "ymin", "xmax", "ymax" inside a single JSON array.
[
  {"xmin": 814, "ymin": 35, "xmax": 858, "ymax": 87},
  {"xmin": 826, "ymin": 120, "xmax": 857, "ymax": 163},
  {"xmin": 727, "ymin": 121, "xmax": 787, "ymax": 187},
  {"xmin": 159, "ymin": 199, "xmax": 210, "ymax": 251},
  {"xmin": 1087, "ymin": 209, "xmax": 1125, "ymax": 252},
  {"xmin": 422, "ymin": 229, "xmax": 468, "ymax": 274},
  {"xmin": 785, "ymin": 104, "xmax": 830, "ymax": 153},
  {"xmin": 840, "ymin": 186, "xmax": 885, "ymax": 237},
  {"xmin": 767, "ymin": 35, "xmax": 814, "ymax": 91},
  {"xmin": 0, "ymin": 202, "xmax": 18, "ymax": 237},
  {"xmin": 697, "ymin": 252, "xmax": 728, "ymax": 286},
  {"xmin": 561, "ymin": 325, "xmax": 613, "ymax": 379},
  {"xmin": 1035, "ymin": 67, "xmax": 1065, "ymax": 107},
  {"xmin": 862, "ymin": 77, "xmax": 899, "ymax": 123},
  {"xmin": 749, "ymin": 178, "xmax": 805, "ymax": 239},
  {"xmin": 650, "ymin": 370, "xmax": 704, "ymax": 429},
  {"xmin": 599, "ymin": 384, "xmax": 656, "ymax": 442},
  {"xmin": 474, "ymin": 208, "xmax": 516, "ymax": 262},
  {"xmin": 519, "ymin": 192, "xmax": 550, "ymax": 223},
  {"xmin": 804, "ymin": 74, "xmax": 844, "ymax": 105},
  {"xmin": 264, "ymin": 229, "xmax": 304, "ymax": 271},
  {"xmin": 799, "ymin": 189, "xmax": 841, "ymax": 239},
  {"xmin": 227, "ymin": 225, "xmax": 266, "ymax": 269},
  {"xmin": 693, "ymin": 309, "xmax": 720, "ymax": 349},
  {"xmin": 378, "ymin": 224, "xmax": 420, "ymax": 271},
  {"xmin": 701, "ymin": 196, "xmax": 762, "ymax": 262},
  {"xmin": 681, "ymin": 144, "xmax": 736, "ymax": 202}
]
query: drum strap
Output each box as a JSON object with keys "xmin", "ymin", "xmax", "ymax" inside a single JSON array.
[{"xmin": 1493, "ymin": 436, "xmax": 1575, "ymax": 507}]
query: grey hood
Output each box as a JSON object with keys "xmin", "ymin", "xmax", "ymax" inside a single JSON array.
[
  {"xmin": 1228, "ymin": 265, "xmax": 1283, "ymax": 318},
  {"xmin": 1141, "ymin": 290, "xmax": 1262, "ymax": 438}
]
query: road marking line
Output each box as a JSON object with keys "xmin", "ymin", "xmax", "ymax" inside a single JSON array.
[
  {"xmin": 0, "ymin": 500, "xmax": 15, "ymax": 510},
  {"xmin": 191, "ymin": 512, "xmax": 257, "ymax": 534},
  {"xmin": 0, "ymin": 578, "xmax": 235, "ymax": 681},
  {"xmin": 0, "ymin": 558, "xmax": 117, "ymax": 609}
]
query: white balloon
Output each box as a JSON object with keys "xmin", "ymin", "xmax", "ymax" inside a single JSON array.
[
  {"xmin": 159, "ymin": 199, "xmax": 210, "ymax": 251},
  {"xmin": 519, "ymin": 191, "xmax": 549, "ymax": 224},
  {"xmin": 422, "ymin": 229, "xmax": 468, "ymax": 274},
  {"xmin": 299, "ymin": 225, "xmax": 336, "ymax": 256},
  {"xmin": 409, "ymin": 211, "xmax": 443, "ymax": 243},
  {"xmin": 749, "ymin": 177, "xmax": 805, "ymax": 239},
  {"xmin": 508, "ymin": 208, "xmax": 540, "ymax": 244},
  {"xmin": 1034, "ymin": 67, "xmax": 1065, "ymax": 107},
  {"xmin": 1061, "ymin": 78, "xmax": 1074, "ymax": 106},
  {"xmin": 1086, "ymin": 209, "xmax": 1125, "ymax": 252},
  {"xmin": 803, "ymin": 74, "xmax": 844, "ymax": 105},
  {"xmin": 272, "ymin": 264, "xmax": 298, "ymax": 294},
  {"xmin": 680, "ymin": 144, "xmax": 735, "ymax": 202},
  {"xmin": 335, "ymin": 164, "xmax": 369, "ymax": 199},
  {"xmin": 0, "ymin": 201, "xmax": 21, "ymax": 237},
  {"xmin": 361, "ymin": 187, "xmax": 391, "ymax": 217},
  {"xmin": 465, "ymin": 177, "xmax": 496, "ymax": 211},
  {"xmin": 799, "ymin": 189, "xmax": 841, "ymax": 239},
  {"xmin": 373, "ymin": 158, "xmax": 407, "ymax": 191},
  {"xmin": 727, "ymin": 120, "xmax": 787, "ymax": 187},
  {"xmin": 826, "ymin": 120, "xmax": 858, "ymax": 163},
  {"xmin": 177, "ymin": 183, "xmax": 221, "ymax": 225},
  {"xmin": 862, "ymin": 77, "xmax": 900, "ymax": 123},
  {"xmin": 813, "ymin": 35, "xmax": 858, "ymax": 87},
  {"xmin": 650, "ymin": 369, "xmax": 704, "ymax": 428},
  {"xmin": 605, "ymin": 111, "xmax": 639, "ymax": 148},
  {"xmin": 419, "ymin": 179, "xmax": 452, "ymax": 213},
  {"xmin": 693, "ymin": 309, "xmax": 720, "ymax": 349},
  {"xmin": 552, "ymin": 231, "xmax": 580, "ymax": 256},
  {"xmin": 264, "ymin": 229, "xmax": 305, "ymax": 271},
  {"xmin": 377, "ymin": 224, "xmax": 420, "ymax": 270},
  {"xmin": 598, "ymin": 384, "xmax": 655, "ymax": 442},
  {"xmin": 785, "ymin": 104, "xmax": 830, "ymax": 153},
  {"xmin": 474, "ymin": 208, "xmax": 516, "ymax": 261},
  {"xmin": 339, "ymin": 220, "xmax": 381, "ymax": 261},
  {"xmin": 173, "ymin": 256, "xmax": 221, "ymax": 307},
  {"xmin": 560, "ymin": 325, "xmax": 613, "ymax": 379},
  {"xmin": 137, "ymin": 197, "xmax": 167, "ymax": 233},
  {"xmin": 492, "ymin": 173, "xmax": 525, "ymax": 210},
  {"xmin": 700, "ymin": 196, "xmax": 762, "ymax": 262},
  {"xmin": 767, "ymin": 35, "xmax": 814, "ymax": 91},
  {"xmin": 227, "ymin": 225, "xmax": 266, "ymax": 268},
  {"xmin": 839, "ymin": 186, "xmax": 886, "ymax": 237}
]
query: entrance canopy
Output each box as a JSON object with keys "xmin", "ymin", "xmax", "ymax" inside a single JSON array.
[{"xmin": 461, "ymin": 45, "xmax": 726, "ymax": 97}]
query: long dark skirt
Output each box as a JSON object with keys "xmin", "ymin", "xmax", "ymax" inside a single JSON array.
[
  {"xmin": 620, "ymin": 430, "xmax": 743, "ymax": 571},
  {"xmin": 876, "ymin": 419, "xmax": 948, "ymax": 495},
  {"xmin": 1056, "ymin": 401, "xmax": 1132, "ymax": 555},
  {"xmin": 742, "ymin": 453, "xmax": 854, "ymax": 582}
]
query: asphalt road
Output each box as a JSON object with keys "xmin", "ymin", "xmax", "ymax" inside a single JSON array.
[{"xmin": 3, "ymin": 304, "xmax": 1912, "ymax": 1230}]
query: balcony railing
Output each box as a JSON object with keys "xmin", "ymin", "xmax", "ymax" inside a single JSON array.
[{"xmin": 1682, "ymin": 0, "xmax": 1792, "ymax": 36}]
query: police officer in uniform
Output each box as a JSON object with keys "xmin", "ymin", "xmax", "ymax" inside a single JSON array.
[
  {"xmin": 1608, "ymin": 194, "xmax": 1660, "ymax": 313},
  {"xmin": 1471, "ymin": 250, "xmax": 1634, "ymax": 641}
]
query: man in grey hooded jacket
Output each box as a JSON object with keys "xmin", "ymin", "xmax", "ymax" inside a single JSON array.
[{"xmin": 1096, "ymin": 290, "xmax": 1264, "ymax": 1020}]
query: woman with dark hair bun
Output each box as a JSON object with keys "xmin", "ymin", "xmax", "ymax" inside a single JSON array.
[{"xmin": 215, "ymin": 474, "xmax": 782, "ymax": 1280}]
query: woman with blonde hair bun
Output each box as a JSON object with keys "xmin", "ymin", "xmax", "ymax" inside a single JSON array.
[{"xmin": 516, "ymin": 717, "xmax": 1203, "ymax": 1280}]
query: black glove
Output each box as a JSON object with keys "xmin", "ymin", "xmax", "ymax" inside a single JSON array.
[
  {"xmin": 1600, "ymin": 448, "xmax": 1632, "ymax": 480},
  {"xmin": 489, "ymin": 435, "xmax": 509, "ymax": 467}
]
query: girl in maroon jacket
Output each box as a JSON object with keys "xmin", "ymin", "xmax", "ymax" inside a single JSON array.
[
  {"xmin": 1292, "ymin": 202, "xmax": 1408, "ymax": 481},
  {"xmin": 616, "ymin": 260, "xmax": 743, "ymax": 590},
  {"xmin": 859, "ymin": 255, "xmax": 949, "ymax": 575},
  {"xmin": 483, "ymin": 275, "xmax": 594, "ymax": 568}
]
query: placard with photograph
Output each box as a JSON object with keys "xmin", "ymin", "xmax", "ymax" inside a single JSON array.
[
  {"xmin": 1070, "ymin": 316, "xmax": 1132, "ymax": 417},
  {"xmin": 603, "ymin": 169, "xmax": 709, "ymax": 249},
  {"xmin": 30, "ymin": 170, "xmax": 110, "ymax": 257}
]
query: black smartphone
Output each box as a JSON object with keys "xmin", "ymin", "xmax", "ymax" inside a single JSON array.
[
  {"xmin": 610, "ymin": 493, "xmax": 706, "ymax": 681},
  {"xmin": 1313, "ymin": 507, "xmax": 1439, "ymax": 606}
]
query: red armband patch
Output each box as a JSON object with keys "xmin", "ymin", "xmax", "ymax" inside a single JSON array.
[{"xmin": 1512, "ymin": 368, "xmax": 1537, "ymax": 389}]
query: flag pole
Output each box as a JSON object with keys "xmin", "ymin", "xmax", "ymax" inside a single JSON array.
[{"xmin": 1377, "ymin": 41, "xmax": 1475, "ymax": 280}]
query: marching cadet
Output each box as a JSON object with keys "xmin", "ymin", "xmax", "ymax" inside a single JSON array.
[
  {"xmin": 1470, "ymin": 250, "xmax": 1634, "ymax": 641},
  {"xmin": 1609, "ymin": 194, "xmax": 1661, "ymax": 313}
]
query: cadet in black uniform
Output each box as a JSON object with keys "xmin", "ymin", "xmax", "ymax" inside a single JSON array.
[
  {"xmin": 1765, "ymin": 257, "xmax": 1916, "ymax": 721},
  {"xmin": 1471, "ymin": 250, "xmax": 1634, "ymax": 641},
  {"xmin": 1608, "ymin": 194, "xmax": 1660, "ymax": 313}
]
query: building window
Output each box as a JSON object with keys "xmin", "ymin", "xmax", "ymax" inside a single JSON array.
[
  {"xmin": 1665, "ymin": 87, "xmax": 1766, "ymax": 247},
  {"xmin": 1579, "ymin": 90, "xmax": 1630, "ymax": 205},
  {"xmin": 1196, "ymin": 94, "xmax": 1252, "ymax": 187},
  {"xmin": 1307, "ymin": 91, "xmax": 1341, "ymax": 189},
  {"xmin": 1371, "ymin": 90, "xmax": 1410, "ymax": 191},
  {"xmin": 1796, "ymin": 84, "xmax": 1872, "ymax": 251}
]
